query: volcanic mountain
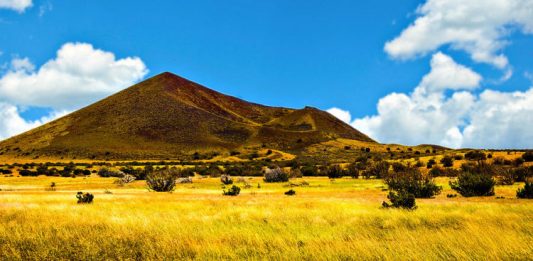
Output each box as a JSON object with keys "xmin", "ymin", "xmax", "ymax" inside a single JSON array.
[{"xmin": 0, "ymin": 72, "xmax": 374, "ymax": 160}]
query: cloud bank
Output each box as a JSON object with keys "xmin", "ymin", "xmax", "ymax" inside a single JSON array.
[
  {"xmin": 384, "ymin": 0, "xmax": 533, "ymax": 69},
  {"xmin": 328, "ymin": 53, "xmax": 533, "ymax": 149},
  {"xmin": 329, "ymin": 0, "xmax": 533, "ymax": 149},
  {"xmin": 0, "ymin": 42, "xmax": 148, "ymax": 140},
  {"xmin": 0, "ymin": 0, "xmax": 32, "ymax": 12}
]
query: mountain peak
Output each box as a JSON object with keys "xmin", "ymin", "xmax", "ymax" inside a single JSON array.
[{"xmin": 0, "ymin": 72, "xmax": 374, "ymax": 160}]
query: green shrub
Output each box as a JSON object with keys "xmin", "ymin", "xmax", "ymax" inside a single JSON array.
[
  {"xmin": 516, "ymin": 181, "xmax": 533, "ymax": 199},
  {"xmin": 76, "ymin": 192, "xmax": 94, "ymax": 204},
  {"xmin": 326, "ymin": 165, "xmax": 344, "ymax": 179},
  {"xmin": 289, "ymin": 168, "xmax": 303, "ymax": 178},
  {"xmin": 465, "ymin": 151, "xmax": 486, "ymax": 161},
  {"xmin": 205, "ymin": 165, "xmax": 223, "ymax": 177},
  {"xmin": 285, "ymin": 189, "xmax": 296, "ymax": 196},
  {"xmin": 98, "ymin": 167, "xmax": 124, "ymax": 178},
  {"xmin": 146, "ymin": 169, "xmax": 178, "ymax": 192},
  {"xmin": 385, "ymin": 167, "xmax": 442, "ymax": 198},
  {"xmin": 382, "ymin": 191, "xmax": 416, "ymax": 210},
  {"xmin": 513, "ymin": 167, "xmax": 532, "ymax": 182},
  {"xmin": 301, "ymin": 165, "xmax": 318, "ymax": 176},
  {"xmin": 450, "ymin": 172, "xmax": 495, "ymax": 197},
  {"xmin": 19, "ymin": 169, "xmax": 37, "ymax": 176},
  {"xmin": 223, "ymin": 185, "xmax": 241, "ymax": 196},
  {"xmin": 496, "ymin": 168, "xmax": 514, "ymax": 185},
  {"xmin": 426, "ymin": 159, "xmax": 436, "ymax": 169},
  {"xmin": 363, "ymin": 161, "xmax": 390, "ymax": 179},
  {"xmin": 114, "ymin": 174, "xmax": 136, "ymax": 186},
  {"xmin": 391, "ymin": 162, "xmax": 408, "ymax": 173},
  {"xmin": 440, "ymin": 156, "xmax": 454, "ymax": 167},
  {"xmin": 220, "ymin": 174, "xmax": 233, "ymax": 185},
  {"xmin": 264, "ymin": 167, "xmax": 289, "ymax": 182}
]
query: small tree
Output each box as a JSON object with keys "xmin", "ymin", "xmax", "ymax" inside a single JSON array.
[{"xmin": 146, "ymin": 169, "xmax": 177, "ymax": 192}]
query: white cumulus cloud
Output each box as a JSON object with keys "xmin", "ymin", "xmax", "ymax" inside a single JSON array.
[
  {"xmin": 0, "ymin": 0, "xmax": 32, "ymax": 12},
  {"xmin": 0, "ymin": 102, "xmax": 68, "ymax": 140},
  {"xmin": 330, "ymin": 52, "xmax": 533, "ymax": 149},
  {"xmin": 0, "ymin": 42, "xmax": 148, "ymax": 140},
  {"xmin": 327, "ymin": 107, "xmax": 352, "ymax": 124},
  {"xmin": 385, "ymin": 0, "xmax": 533, "ymax": 69},
  {"xmin": 0, "ymin": 42, "xmax": 148, "ymax": 110}
]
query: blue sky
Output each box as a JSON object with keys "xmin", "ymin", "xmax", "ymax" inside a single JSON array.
[{"xmin": 0, "ymin": 0, "xmax": 532, "ymax": 148}]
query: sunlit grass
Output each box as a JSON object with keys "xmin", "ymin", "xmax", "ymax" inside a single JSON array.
[{"xmin": 0, "ymin": 176, "xmax": 532, "ymax": 260}]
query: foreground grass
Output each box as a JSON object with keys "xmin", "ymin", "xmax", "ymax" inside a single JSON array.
[{"xmin": 0, "ymin": 176, "xmax": 532, "ymax": 260}]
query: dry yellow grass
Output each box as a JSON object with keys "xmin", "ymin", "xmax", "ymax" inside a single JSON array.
[{"xmin": 0, "ymin": 176, "xmax": 532, "ymax": 260}]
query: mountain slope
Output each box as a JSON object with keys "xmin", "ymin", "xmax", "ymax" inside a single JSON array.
[{"xmin": 0, "ymin": 72, "xmax": 374, "ymax": 160}]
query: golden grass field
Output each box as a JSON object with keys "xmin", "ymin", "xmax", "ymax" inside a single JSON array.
[{"xmin": 0, "ymin": 175, "xmax": 532, "ymax": 260}]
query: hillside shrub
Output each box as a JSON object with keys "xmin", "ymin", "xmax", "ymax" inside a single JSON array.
[
  {"xmin": 19, "ymin": 169, "xmax": 37, "ymax": 176},
  {"xmin": 496, "ymin": 168, "xmax": 514, "ymax": 185},
  {"xmin": 513, "ymin": 167, "xmax": 533, "ymax": 182},
  {"xmin": 301, "ymin": 165, "xmax": 318, "ymax": 176},
  {"xmin": 223, "ymin": 185, "xmax": 241, "ymax": 196},
  {"xmin": 206, "ymin": 165, "xmax": 223, "ymax": 177},
  {"xmin": 0, "ymin": 169, "xmax": 12, "ymax": 175},
  {"xmin": 146, "ymin": 170, "xmax": 177, "ymax": 192},
  {"xmin": 289, "ymin": 168, "xmax": 303, "ymax": 178},
  {"xmin": 382, "ymin": 191, "xmax": 416, "ymax": 210},
  {"xmin": 225, "ymin": 166, "xmax": 243, "ymax": 176},
  {"xmin": 450, "ymin": 172, "xmax": 495, "ymax": 197},
  {"xmin": 98, "ymin": 167, "xmax": 124, "ymax": 178},
  {"xmin": 326, "ymin": 165, "xmax": 344, "ymax": 179},
  {"xmin": 76, "ymin": 192, "xmax": 94, "ymax": 204},
  {"xmin": 440, "ymin": 156, "xmax": 454, "ymax": 167},
  {"xmin": 426, "ymin": 159, "xmax": 436, "ymax": 169},
  {"xmin": 429, "ymin": 166, "xmax": 445, "ymax": 177},
  {"xmin": 516, "ymin": 181, "xmax": 533, "ymax": 199},
  {"xmin": 513, "ymin": 157, "xmax": 525, "ymax": 167},
  {"xmin": 362, "ymin": 161, "xmax": 389, "ymax": 179},
  {"xmin": 346, "ymin": 163, "xmax": 359, "ymax": 178},
  {"xmin": 391, "ymin": 162, "xmax": 407, "ymax": 173},
  {"xmin": 385, "ymin": 167, "xmax": 442, "ymax": 198},
  {"xmin": 522, "ymin": 151, "xmax": 533, "ymax": 162},
  {"xmin": 264, "ymin": 167, "xmax": 289, "ymax": 182},
  {"xmin": 465, "ymin": 151, "xmax": 486, "ymax": 161}
]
